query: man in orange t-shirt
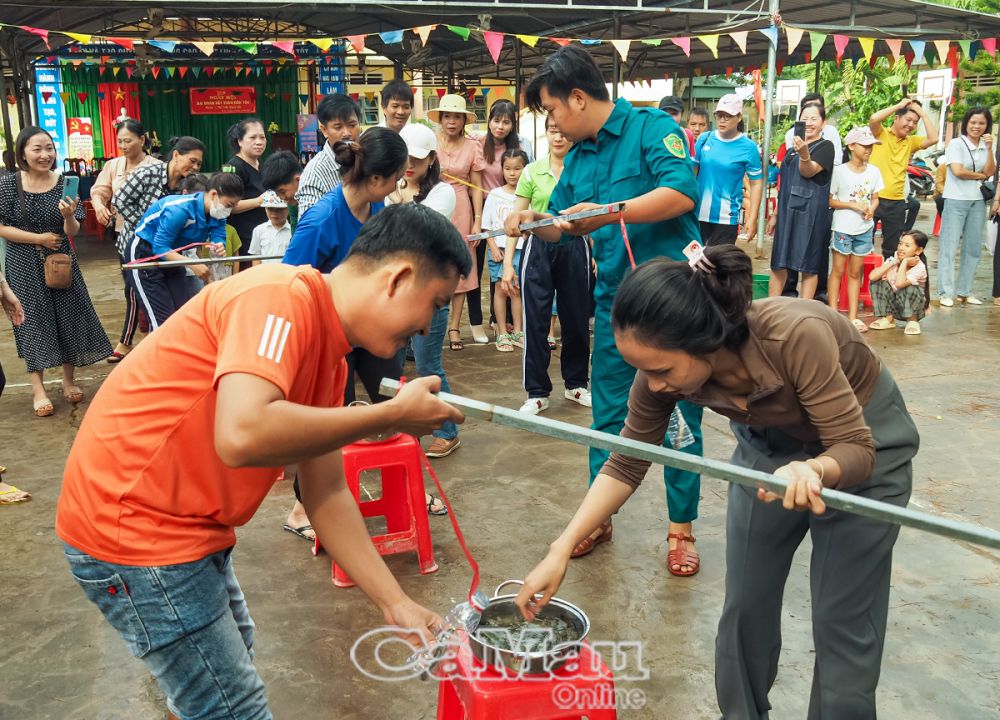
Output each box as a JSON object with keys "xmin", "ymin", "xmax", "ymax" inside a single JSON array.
[{"xmin": 56, "ymin": 203, "xmax": 470, "ymax": 719}]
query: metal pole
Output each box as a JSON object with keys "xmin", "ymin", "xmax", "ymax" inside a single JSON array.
[
  {"xmin": 379, "ymin": 379, "xmax": 1000, "ymax": 552},
  {"xmin": 611, "ymin": 17, "xmax": 621, "ymax": 101},
  {"xmin": 122, "ymin": 254, "xmax": 283, "ymax": 270},
  {"xmin": 814, "ymin": 56, "xmax": 821, "ymax": 93},
  {"xmin": 755, "ymin": 2, "xmax": 780, "ymax": 255}
]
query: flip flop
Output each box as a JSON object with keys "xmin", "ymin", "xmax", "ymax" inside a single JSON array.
[
  {"xmin": 63, "ymin": 389, "xmax": 85, "ymax": 404},
  {"xmin": 427, "ymin": 495, "xmax": 448, "ymax": 516},
  {"xmin": 282, "ymin": 523, "xmax": 315, "ymax": 541},
  {"xmin": 106, "ymin": 351, "xmax": 127, "ymax": 364},
  {"xmin": 0, "ymin": 486, "xmax": 31, "ymax": 505}
]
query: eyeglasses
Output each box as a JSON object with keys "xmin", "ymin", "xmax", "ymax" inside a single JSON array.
[{"xmin": 714, "ymin": 113, "xmax": 737, "ymax": 121}]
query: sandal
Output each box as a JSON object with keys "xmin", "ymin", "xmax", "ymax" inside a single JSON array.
[
  {"xmin": 869, "ymin": 317, "xmax": 895, "ymax": 331},
  {"xmin": 427, "ymin": 494, "xmax": 448, "ymax": 516},
  {"xmin": 0, "ymin": 485, "xmax": 31, "ymax": 505},
  {"xmin": 106, "ymin": 351, "xmax": 127, "ymax": 364},
  {"xmin": 496, "ymin": 334, "xmax": 514, "ymax": 352},
  {"xmin": 33, "ymin": 397, "xmax": 54, "ymax": 417},
  {"xmin": 510, "ymin": 331, "xmax": 525, "ymax": 349},
  {"xmin": 63, "ymin": 386, "xmax": 85, "ymax": 404},
  {"xmin": 448, "ymin": 328, "xmax": 464, "ymax": 351},
  {"xmin": 547, "ymin": 335, "xmax": 557, "ymax": 350},
  {"xmin": 282, "ymin": 523, "xmax": 315, "ymax": 541},
  {"xmin": 570, "ymin": 520, "xmax": 613, "ymax": 558},
  {"xmin": 851, "ymin": 318, "xmax": 869, "ymax": 333},
  {"xmin": 667, "ymin": 532, "xmax": 700, "ymax": 577}
]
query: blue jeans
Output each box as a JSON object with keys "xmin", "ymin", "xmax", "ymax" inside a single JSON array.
[
  {"xmin": 411, "ymin": 305, "xmax": 457, "ymax": 441},
  {"xmin": 63, "ymin": 544, "xmax": 271, "ymax": 719},
  {"xmin": 938, "ymin": 198, "xmax": 986, "ymax": 298}
]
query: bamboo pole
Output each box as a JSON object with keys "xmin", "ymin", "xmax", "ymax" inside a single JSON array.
[
  {"xmin": 122, "ymin": 255, "xmax": 283, "ymax": 270},
  {"xmin": 379, "ymin": 379, "xmax": 1000, "ymax": 552}
]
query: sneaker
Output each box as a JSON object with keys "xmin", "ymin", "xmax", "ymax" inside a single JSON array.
[
  {"xmin": 564, "ymin": 387, "xmax": 592, "ymax": 407},
  {"xmin": 904, "ymin": 320, "xmax": 922, "ymax": 335},
  {"xmin": 520, "ymin": 397, "xmax": 550, "ymax": 415},
  {"xmin": 425, "ymin": 436, "xmax": 461, "ymax": 458},
  {"xmin": 960, "ymin": 295, "xmax": 983, "ymax": 305},
  {"xmin": 939, "ymin": 297, "xmax": 954, "ymax": 307}
]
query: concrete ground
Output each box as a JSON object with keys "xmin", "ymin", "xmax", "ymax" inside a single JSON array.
[{"xmin": 1, "ymin": 204, "xmax": 998, "ymax": 719}]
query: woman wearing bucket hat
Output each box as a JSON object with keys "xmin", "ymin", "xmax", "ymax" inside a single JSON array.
[{"xmin": 428, "ymin": 94, "xmax": 488, "ymax": 349}]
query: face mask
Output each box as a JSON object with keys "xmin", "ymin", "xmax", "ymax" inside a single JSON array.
[{"xmin": 210, "ymin": 202, "xmax": 232, "ymax": 220}]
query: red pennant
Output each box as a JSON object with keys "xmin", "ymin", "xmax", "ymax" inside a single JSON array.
[
  {"xmin": 833, "ymin": 34, "xmax": 850, "ymax": 64},
  {"xmin": 436, "ymin": 88, "xmax": 447, "ymax": 98},
  {"xmin": 125, "ymin": 66, "xmax": 135, "ymax": 78},
  {"xmin": 265, "ymin": 66, "xmax": 273, "ymax": 76},
  {"xmin": 178, "ymin": 67, "xmax": 188, "ymax": 78},
  {"xmin": 350, "ymin": 92, "xmax": 360, "ymax": 100},
  {"xmin": 549, "ymin": 37, "xmax": 571, "ymax": 47},
  {"xmin": 99, "ymin": 67, "xmax": 107, "ymax": 76},
  {"xmin": 76, "ymin": 92, "xmax": 88, "ymax": 103},
  {"xmin": 205, "ymin": 67, "xmax": 215, "ymax": 78},
  {"xmin": 109, "ymin": 37, "xmax": 134, "ymax": 51},
  {"xmin": 947, "ymin": 45, "xmax": 960, "ymax": 77},
  {"xmin": 776, "ymin": 60, "xmax": 785, "ymax": 75},
  {"xmin": 21, "ymin": 26, "xmax": 50, "ymax": 49},
  {"xmin": 483, "ymin": 31, "xmax": 504, "ymax": 65},
  {"xmin": 346, "ymin": 35, "xmax": 366, "ymax": 54},
  {"xmin": 981, "ymin": 38, "xmax": 997, "ymax": 56},
  {"xmin": 41, "ymin": 91, "xmax": 53, "ymax": 102},
  {"xmin": 725, "ymin": 66, "xmax": 733, "ymax": 78},
  {"xmin": 869, "ymin": 54, "xmax": 878, "ymax": 69},
  {"xmin": 804, "ymin": 52, "xmax": 811, "ymax": 63},
  {"xmin": 151, "ymin": 66, "xmax": 161, "ymax": 79}
]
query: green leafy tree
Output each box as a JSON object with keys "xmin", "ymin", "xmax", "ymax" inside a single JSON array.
[{"xmin": 954, "ymin": 52, "xmax": 1000, "ymax": 122}]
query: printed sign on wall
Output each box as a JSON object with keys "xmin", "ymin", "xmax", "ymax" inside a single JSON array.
[{"xmin": 189, "ymin": 86, "xmax": 257, "ymax": 115}]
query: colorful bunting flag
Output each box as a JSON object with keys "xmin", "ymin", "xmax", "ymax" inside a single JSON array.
[
  {"xmin": 148, "ymin": 40, "xmax": 177, "ymax": 53},
  {"xmin": 785, "ymin": 26, "xmax": 804, "ymax": 55},
  {"xmin": 59, "ymin": 91, "xmax": 70, "ymax": 104},
  {"xmin": 758, "ymin": 25, "xmax": 778, "ymax": 48},
  {"xmin": 885, "ymin": 38, "xmax": 903, "ymax": 61},
  {"xmin": 484, "ymin": 30, "xmax": 504, "ymax": 65},
  {"xmin": 697, "ymin": 34, "xmax": 719, "ymax": 59},
  {"xmin": 21, "ymin": 26, "xmax": 49, "ymax": 48},
  {"xmin": 167, "ymin": 66, "xmax": 176, "ymax": 77},
  {"xmin": 99, "ymin": 67, "xmax": 107, "ymax": 76},
  {"xmin": 833, "ymin": 34, "xmax": 850, "ymax": 64},
  {"xmin": 415, "ymin": 25, "xmax": 435, "ymax": 46},
  {"xmin": 909, "ymin": 39, "xmax": 926, "ymax": 63},
  {"xmin": 178, "ymin": 66, "xmax": 188, "ymax": 78},
  {"xmin": 272, "ymin": 41, "xmax": 296, "ymax": 55},
  {"xmin": 982, "ymin": 38, "xmax": 997, "ymax": 56},
  {"xmin": 298, "ymin": 94, "xmax": 309, "ymax": 106},
  {"xmin": 233, "ymin": 42, "xmax": 258, "ymax": 55},
  {"xmin": 671, "ymin": 37, "xmax": 691, "ymax": 57},
  {"xmin": 933, "ymin": 40, "xmax": 950, "ymax": 66},
  {"xmin": 957, "ymin": 39, "xmax": 971, "ymax": 60},
  {"xmin": 192, "ymin": 41, "xmax": 215, "ymax": 56},
  {"xmin": 308, "ymin": 38, "xmax": 334, "ymax": 51},
  {"xmin": 125, "ymin": 67, "xmax": 134, "ymax": 78},
  {"xmin": 108, "ymin": 37, "xmax": 134, "ymax": 51},
  {"xmin": 610, "ymin": 39, "xmax": 631, "ymax": 61},
  {"xmin": 76, "ymin": 92, "xmax": 88, "ymax": 103},
  {"xmin": 549, "ymin": 37, "xmax": 571, "ymax": 47},
  {"xmin": 379, "ymin": 30, "xmax": 404, "ymax": 45},
  {"xmin": 640, "ymin": 39, "xmax": 662, "ymax": 47},
  {"xmin": 730, "ymin": 31, "xmax": 748, "ymax": 54},
  {"xmin": 65, "ymin": 32, "xmax": 92, "ymax": 44},
  {"xmin": 191, "ymin": 67, "xmax": 201, "ymax": 78},
  {"xmin": 516, "ymin": 34, "xmax": 539, "ymax": 47},
  {"xmin": 809, "ymin": 32, "xmax": 827, "ymax": 56},
  {"xmin": 447, "ymin": 25, "xmax": 471, "ymax": 40},
  {"xmin": 346, "ymin": 35, "xmax": 366, "ymax": 53},
  {"xmin": 858, "ymin": 37, "xmax": 875, "ymax": 61},
  {"xmin": 41, "ymin": 91, "xmax": 53, "ymax": 102},
  {"xmin": 151, "ymin": 66, "xmax": 161, "ymax": 79},
  {"xmin": 580, "ymin": 39, "xmax": 601, "ymax": 46}
]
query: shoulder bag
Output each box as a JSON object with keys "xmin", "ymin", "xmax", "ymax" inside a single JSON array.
[
  {"xmin": 16, "ymin": 172, "xmax": 72, "ymax": 289},
  {"xmin": 961, "ymin": 137, "xmax": 996, "ymax": 203}
]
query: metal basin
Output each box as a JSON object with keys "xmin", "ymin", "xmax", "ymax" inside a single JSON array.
[{"xmin": 469, "ymin": 580, "xmax": 590, "ymax": 675}]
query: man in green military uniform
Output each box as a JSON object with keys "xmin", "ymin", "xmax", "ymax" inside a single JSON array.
[{"xmin": 505, "ymin": 46, "xmax": 705, "ymax": 576}]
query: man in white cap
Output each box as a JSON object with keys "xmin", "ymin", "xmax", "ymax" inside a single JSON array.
[{"xmin": 249, "ymin": 191, "xmax": 292, "ymax": 265}]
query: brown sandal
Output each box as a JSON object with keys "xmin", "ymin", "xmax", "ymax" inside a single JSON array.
[
  {"xmin": 570, "ymin": 520, "xmax": 613, "ymax": 558},
  {"xmin": 666, "ymin": 532, "xmax": 700, "ymax": 577},
  {"xmin": 448, "ymin": 328, "xmax": 464, "ymax": 351}
]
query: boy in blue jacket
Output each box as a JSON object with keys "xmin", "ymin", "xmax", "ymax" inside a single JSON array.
[{"xmin": 127, "ymin": 173, "xmax": 244, "ymax": 330}]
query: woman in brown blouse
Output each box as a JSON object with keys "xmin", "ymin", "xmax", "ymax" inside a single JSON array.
[{"xmin": 515, "ymin": 245, "xmax": 919, "ymax": 719}]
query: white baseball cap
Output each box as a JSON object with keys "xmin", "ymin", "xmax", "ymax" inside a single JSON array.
[
  {"xmin": 714, "ymin": 94, "xmax": 744, "ymax": 116},
  {"xmin": 844, "ymin": 126, "xmax": 882, "ymax": 146},
  {"xmin": 399, "ymin": 123, "xmax": 438, "ymax": 159},
  {"xmin": 260, "ymin": 191, "xmax": 287, "ymax": 209}
]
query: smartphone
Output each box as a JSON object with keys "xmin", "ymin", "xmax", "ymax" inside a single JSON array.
[
  {"xmin": 62, "ymin": 175, "xmax": 80, "ymax": 200},
  {"xmin": 793, "ymin": 121, "xmax": 806, "ymax": 140}
]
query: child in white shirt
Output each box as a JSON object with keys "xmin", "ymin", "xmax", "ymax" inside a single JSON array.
[
  {"xmin": 249, "ymin": 192, "xmax": 292, "ymax": 266},
  {"xmin": 868, "ymin": 230, "xmax": 929, "ymax": 335},
  {"xmin": 828, "ymin": 126, "xmax": 885, "ymax": 333},
  {"xmin": 482, "ymin": 149, "xmax": 528, "ymax": 352}
]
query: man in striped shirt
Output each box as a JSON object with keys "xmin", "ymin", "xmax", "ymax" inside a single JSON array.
[{"xmin": 295, "ymin": 94, "xmax": 362, "ymax": 215}]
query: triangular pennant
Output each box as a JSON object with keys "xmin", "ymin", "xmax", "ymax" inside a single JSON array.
[
  {"xmin": 65, "ymin": 32, "xmax": 92, "ymax": 44},
  {"xmin": 436, "ymin": 88, "xmax": 447, "ymax": 98},
  {"xmin": 516, "ymin": 34, "xmax": 539, "ymax": 48},
  {"xmin": 192, "ymin": 41, "xmax": 215, "ymax": 56},
  {"xmin": 958, "ymin": 39, "xmax": 971, "ymax": 59},
  {"xmin": 758, "ymin": 25, "xmax": 778, "ymax": 48},
  {"xmin": 725, "ymin": 66, "xmax": 734, "ymax": 78},
  {"xmin": 415, "ymin": 25, "xmax": 435, "ymax": 46},
  {"xmin": 580, "ymin": 39, "xmax": 601, "ymax": 46},
  {"xmin": 379, "ymin": 30, "xmax": 404, "ymax": 45},
  {"xmin": 696, "ymin": 34, "xmax": 719, "ymax": 58},
  {"xmin": 909, "ymin": 39, "xmax": 925, "ymax": 63},
  {"xmin": 21, "ymin": 26, "xmax": 49, "ymax": 48},
  {"xmin": 147, "ymin": 40, "xmax": 177, "ymax": 53},
  {"xmin": 640, "ymin": 39, "xmax": 662, "ymax": 47},
  {"xmin": 982, "ymin": 38, "xmax": 997, "ymax": 56},
  {"xmin": 125, "ymin": 66, "xmax": 134, "ymax": 78},
  {"xmin": 265, "ymin": 66, "xmax": 273, "ymax": 76},
  {"xmin": 833, "ymin": 34, "xmax": 850, "ymax": 64},
  {"xmin": 97, "ymin": 91, "xmax": 106, "ymax": 100},
  {"xmin": 858, "ymin": 37, "xmax": 875, "ymax": 61},
  {"xmin": 933, "ymin": 40, "xmax": 950, "ymax": 66},
  {"xmin": 885, "ymin": 38, "xmax": 902, "ymax": 61},
  {"xmin": 346, "ymin": 35, "xmax": 366, "ymax": 53},
  {"xmin": 151, "ymin": 66, "xmax": 161, "ymax": 79},
  {"xmin": 809, "ymin": 32, "xmax": 827, "ymax": 56},
  {"xmin": 109, "ymin": 37, "xmax": 134, "ymax": 51},
  {"xmin": 776, "ymin": 59, "xmax": 786, "ymax": 75},
  {"xmin": 298, "ymin": 94, "xmax": 308, "ymax": 106},
  {"xmin": 41, "ymin": 91, "xmax": 53, "ymax": 102},
  {"xmin": 272, "ymin": 41, "xmax": 295, "ymax": 55},
  {"xmin": 671, "ymin": 37, "xmax": 691, "ymax": 57},
  {"xmin": 447, "ymin": 25, "xmax": 472, "ymax": 40},
  {"xmin": 205, "ymin": 66, "xmax": 215, "ymax": 78},
  {"xmin": 549, "ymin": 37, "xmax": 571, "ymax": 47},
  {"xmin": 729, "ymin": 31, "xmax": 748, "ymax": 54},
  {"xmin": 234, "ymin": 42, "xmax": 258, "ymax": 55},
  {"xmin": 178, "ymin": 66, "xmax": 188, "ymax": 78},
  {"xmin": 191, "ymin": 67, "xmax": 201, "ymax": 77},
  {"xmin": 59, "ymin": 91, "xmax": 71, "ymax": 104},
  {"xmin": 948, "ymin": 45, "xmax": 960, "ymax": 77},
  {"xmin": 785, "ymin": 26, "xmax": 804, "ymax": 55},
  {"xmin": 99, "ymin": 66, "xmax": 107, "ymax": 76},
  {"xmin": 308, "ymin": 38, "xmax": 334, "ymax": 51},
  {"xmin": 76, "ymin": 92, "xmax": 88, "ymax": 103},
  {"xmin": 483, "ymin": 30, "xmax": 504, "ymax": 65},
  {"xmin": 610, "ymin": 39, "xmax": 632, "ymax": 62}
]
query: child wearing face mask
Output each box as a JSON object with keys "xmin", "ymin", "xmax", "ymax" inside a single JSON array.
[{"xmin": 126, "ymin": 172, "xmax": 244, "ymax": 331}]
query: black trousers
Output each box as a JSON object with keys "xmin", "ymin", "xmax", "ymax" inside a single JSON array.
[
  {"xmin": 130, "ymin": 265, "xmax": 192, "ymax": 332},
  {"xmin": 700, "ymin": 221, "xmax": 739, "ymax": 247},
  {"xmin": 875, "ymin": 198, "xmax": 907, "ymax": 259},
  {"xmin": 468, "ymin": 240, "xmax": 487, "ymax": 327},
  {"xmin": 992, "ymin": 218, "xmax": 1000, "ymax": 298},
  {"xmin": 520, "ymin": 236, "xmax": 590, "ymax": 398}
]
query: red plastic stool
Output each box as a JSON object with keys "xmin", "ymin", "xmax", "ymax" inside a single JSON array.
[
  {"xmin": 313, "ymin": 433, "xmax": 437, "ymax": 587},
  {"xmin": 436, "ymin": 640, "xmax": 617, "ymax": 720},
  {"xmin": 932, "ymin": 212, "xmax": 942, "ymax": 236},
  {"xmin": 838, "ymin": 252, "xmax": 883, "ymax": 312}
]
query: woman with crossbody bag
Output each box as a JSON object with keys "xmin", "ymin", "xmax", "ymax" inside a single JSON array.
[
  {"xmin": 0, "ymin": 127, "xmax": 111, "ymax": 417},
  {"xmin": 938, "ymin": 106, "xmax": 996, "ymax": 306}
]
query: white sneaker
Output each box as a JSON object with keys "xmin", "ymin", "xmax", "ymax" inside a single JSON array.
[
  {"xmin": 939, "ymin": 297, "xmax": 954, "ymax": 307},
  {"xmin": 962, "ymin": 295, "xmax": 983, "ymax": 305},
  {"xmin": 520, "ymin": 397, "xmax": 550, "ymax": 415},
  {"xmin": 564, "ymin": 387, "xmax": 592, "ymax": 407}
]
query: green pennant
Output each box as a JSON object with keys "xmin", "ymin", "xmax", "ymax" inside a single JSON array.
[
  {"xmin": 233, "ymin": 42, "xmax": 258, "ymax": 55},
  {"xmin": 958, "ymin": 39, "xmax": 971, "ymax": 59},
  {"xmin": 446, "ymin": 25, "xmax": 471, "ymax": 41},
  {"xmin": 809, "ymin": 32, "xmax": 827, "ymax": 56},
  {"xmin": 640, "ymin": 39, "xmax": 662, "ymax": 46}
]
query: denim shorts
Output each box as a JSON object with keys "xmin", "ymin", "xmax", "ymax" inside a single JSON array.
[
  {"xmin": 63, "ymin": 543, "xmax": 271, "ymax": 719},
  {"xmin": 487, "ymin": 248, "xmax": 522, "ymax": 282},
  {"xmin": 830, "ymin": 229, "xmax": 874, "ymax": 256}
]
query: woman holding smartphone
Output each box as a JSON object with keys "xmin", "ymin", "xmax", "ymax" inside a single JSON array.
[{"xmin": 0, "ymin": 127, "xmax": 111, "ymax": 417}]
